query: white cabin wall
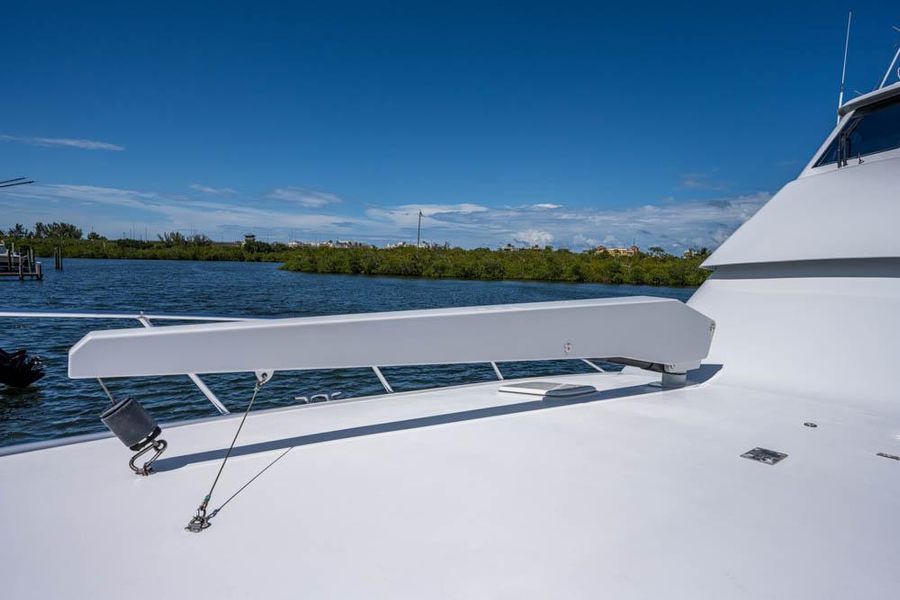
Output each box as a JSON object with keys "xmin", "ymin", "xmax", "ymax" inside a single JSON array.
[
  {"xmin": 688, "ymin": 269, "xmax": 900, "ymax": 413},
  {"xmin": 703, "ymin": 156, "xmax": 900, "ymax": 268}
]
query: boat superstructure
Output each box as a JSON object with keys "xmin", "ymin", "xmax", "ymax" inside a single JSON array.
[{"xmin": 1, "ymin": 85, "xmax": 899, "ymax": 599}]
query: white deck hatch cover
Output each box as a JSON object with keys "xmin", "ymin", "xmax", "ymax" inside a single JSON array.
[{"xmin": 498, "ymin": 381, "xmax": 597, "ymax": 397}]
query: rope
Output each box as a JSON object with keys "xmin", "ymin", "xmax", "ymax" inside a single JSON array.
[{"xmin": 187, "ymin": 378, "xmax": 264, "ymax": 531}]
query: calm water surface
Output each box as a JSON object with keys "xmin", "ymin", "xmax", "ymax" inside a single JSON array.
[{"xmin": 0, "ymin": 259, "xmax": 694, "ymax": 447}]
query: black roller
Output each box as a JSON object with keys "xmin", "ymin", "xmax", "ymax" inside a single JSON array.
[
  {"xmin": 100, "ymin": 397, "xmax": 161, "ymax": 451},
  {"xmin": 0, "ymin": 348, "xmax": 45, "ymax": 388}
]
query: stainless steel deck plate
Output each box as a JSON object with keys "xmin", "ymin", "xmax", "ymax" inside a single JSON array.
[{"xmin": 740, "ymin": 447, "xmax": 788, "ymax": 465}]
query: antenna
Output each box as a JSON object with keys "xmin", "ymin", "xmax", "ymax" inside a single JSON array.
[
  {"xmin": 878, "ymin": 26, "xmax": 900, "ymax": 89},
  {"xmin": 0, "ymin": 177, "xmax": 34, "ymax": 189},
  {"xmin": 837, "ymin": 11, "xmax": 852, "ymax": 122}
]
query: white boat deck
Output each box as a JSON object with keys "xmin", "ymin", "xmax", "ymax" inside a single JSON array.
[{"xmin": 2, "ymin": 369, "xmax": 897, "ymax": 599}]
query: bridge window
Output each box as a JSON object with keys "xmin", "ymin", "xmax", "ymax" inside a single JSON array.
[{"xmin": 815, "ymin": 95, "xmax": 900, "ymax": 167}]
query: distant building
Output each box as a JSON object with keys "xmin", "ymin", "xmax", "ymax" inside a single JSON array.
[
  {"xmin": 330, "ymin": 239, "xmax": 369, "ymax": 249},
  {"xmin": 593, "ymin": 244, "xmax": 639, "ymax": 256},
  {"xmin": 242, "ymin": 234, "xmax": 256, "ymax": 247},
  {"xmin": 501, "ymin": 243, "xmax": 542, "ymax": 251},
  {"xmin": 288, "ymin": 239, "xmax": 372, "ymax": 249}
]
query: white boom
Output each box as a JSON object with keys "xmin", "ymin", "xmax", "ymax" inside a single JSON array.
[{"xmin": 68, "ymin": 297, "xmax": 715, "ymax": 380}]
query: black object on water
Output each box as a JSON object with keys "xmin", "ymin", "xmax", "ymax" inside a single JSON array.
[{"xmin": 0, "ymin": 348, "xmax": 45, "ymax": 388}]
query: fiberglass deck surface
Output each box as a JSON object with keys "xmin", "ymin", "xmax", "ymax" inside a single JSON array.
[{"xmin": 1, "ymin": 370, "xmax": 898, "ymax": 599}]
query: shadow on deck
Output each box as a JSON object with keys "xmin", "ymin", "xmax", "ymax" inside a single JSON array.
[{"xmin": 154, "ymin": 364, "xmax": 722, "ymax": 473}]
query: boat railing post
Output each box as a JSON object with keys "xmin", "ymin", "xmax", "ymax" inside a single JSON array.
[
  {"xmin": 490, "ymin": 361, "xmax": 504, "ymax": 380},
  {"xmin": 581, "ymin": 358, "xmax": 606, "ymax": 373},
  {"xmin": 136, "ymin": 314, "xmax": 231, "ymax": 415},
  {"xmin": 371, "ymin": 366, "xmax": 394, "ymax": 393}
]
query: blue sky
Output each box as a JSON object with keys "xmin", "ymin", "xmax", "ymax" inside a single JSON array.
[{"xmin": 1, "ymin": 1, "xmax": 898, "ymax": 250}]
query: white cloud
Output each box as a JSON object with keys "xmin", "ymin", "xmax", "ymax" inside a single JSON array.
[
  {"xmin": 369, "ymin": 194, "xmax": 769, "ymax": 251},
  {"xmin": 3, "ymin": 184, "xmax": 370, "ymax": 238},
  {"xmin": 1, "ymin": 181, "xmax": 770, "ymax": 251},
  {"xmin": 366, "ymin": 203, "xmax": 490, "ymax": 229},
  {"xmin": 532, "ymin": 203, "xmax": 562, "ymax": 209},
  {"xmin": 515, "ymin": 229, "xmax": 554, "ymax": 247},
  {"xmin": 268, "ymin": 187, "xmax": 342, "ymax": 208},
  {"xmin": 189, "ymin": 183, "xmax": 236, "ymax": 195},
  {"xmin": 679, "ymin": 172, "xmax": 726, "ymax": 191},
  {"xmin": 572, "ymin": 234, "xmax": 599, "ymax": 247},
  {"xmin": 0, "ymin": 134, "xmax": 124, "ymax": 151},
  {"xmin": 423, "ymin": 203, "xmax": 488, "ymax": 215}
]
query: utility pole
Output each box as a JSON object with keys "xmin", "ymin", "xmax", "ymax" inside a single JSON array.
[{"xmin": 416, "ymin": 210, "xmax": 423, "ymax": 248}]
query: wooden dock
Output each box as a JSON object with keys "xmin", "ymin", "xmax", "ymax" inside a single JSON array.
[{"xmin": 0, "ymin": 245, "xmax": 43, "ymax": 280}]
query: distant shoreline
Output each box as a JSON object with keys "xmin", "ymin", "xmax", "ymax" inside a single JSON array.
[{"xmin": 8, "ymin": 238, "xmax": 710, "ymax": 287}]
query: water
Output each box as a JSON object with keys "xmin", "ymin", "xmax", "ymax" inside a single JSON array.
[{"xmin": 0, "ymin": 259, "xmax": 694, "ymax": 447}]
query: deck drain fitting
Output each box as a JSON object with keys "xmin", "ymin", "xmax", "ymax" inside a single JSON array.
[
  {"xmin": 740, "ymin": 447, "xmax": 788, "ymax": 465},
  {"xmin": 804, "ymin": 422, "xmax": 818, "ymax": 428}
]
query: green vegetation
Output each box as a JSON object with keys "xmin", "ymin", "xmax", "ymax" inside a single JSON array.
[
  {"xmin": 2, "ymin": 222, "xmax": 711, "ymax": 286},
  {"xmin": 2, "ymin": 223, "xmax": 289, "ymax": 263},
  {"xmin": 280, "ymin": 245, "xmax": 710, "ymax": 286}
]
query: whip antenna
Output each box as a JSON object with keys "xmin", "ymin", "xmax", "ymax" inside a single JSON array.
[
  {"xmin": 837, "ymin": 11, "xmax": 852, "ymax": 122},
  {"xmin": 878, "ymin": 26, "xmax": 900, "ymax": 90}
]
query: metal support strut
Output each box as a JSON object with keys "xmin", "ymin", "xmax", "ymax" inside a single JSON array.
[{"xmin": 137, "ymin": 314, "xmax": 230, "ymax": 415}]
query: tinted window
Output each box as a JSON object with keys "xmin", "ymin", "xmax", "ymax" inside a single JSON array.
[{"xmin": 815, "ymin": 95, "xmax": 900, "ymax": 167}]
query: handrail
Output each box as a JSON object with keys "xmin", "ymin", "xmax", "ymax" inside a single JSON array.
[
  {"xmin": 0, "ymin": 310, "xmax": 249, "ymax": 322},
  {"xmin": 68, "ymin": 297, "xmax": 716, "ymax": 385}
]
